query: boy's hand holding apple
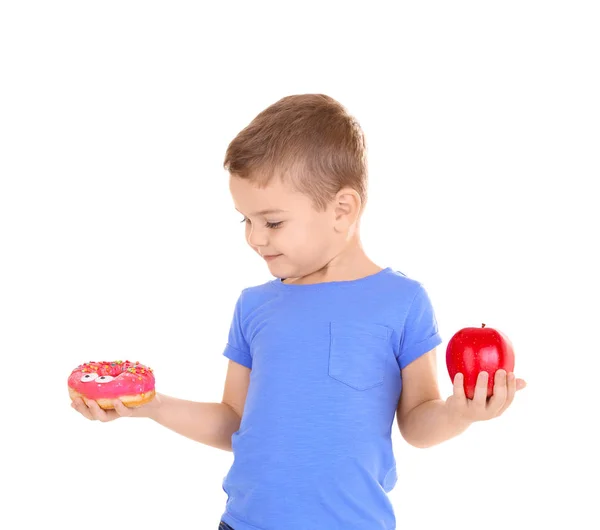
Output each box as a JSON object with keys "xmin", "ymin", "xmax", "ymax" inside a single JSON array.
[{"xmin": 445, "ymin": 324, "xmax": 527, "ymax": 423}]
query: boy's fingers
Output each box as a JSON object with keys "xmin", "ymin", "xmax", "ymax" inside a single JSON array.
[
  {"xmin": 113, "ymin": 399, "xmax": 132, "ymax": 417},
  {"xmin": 73, "ymin": 399, "xmax": 95, "ymax": 420},
  {"xmin": 506, "ymin": 372, "xmax": 517, "ymax": 402},
  {"xmin": 497, "ymin": 372, "xmax": 518, "ymax": 416},
  {"xmin": 472, "ymin": 371, "xmax": 489, "ymax": 407},
  {"xmin": 487, "ymin": 370, "xmax": 508, "ymax": 413},
  {"xmin": 87, "ymin": 399, "xmax": 109, "ymax": 421},
  {"xmin": 453, "ymin": 373, "xmax": 466, "ymax": 400}
]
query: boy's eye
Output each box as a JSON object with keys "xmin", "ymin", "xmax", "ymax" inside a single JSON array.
[{"xmin": 240, "ymin": 218, "xmax": 283, "ymax": 229}]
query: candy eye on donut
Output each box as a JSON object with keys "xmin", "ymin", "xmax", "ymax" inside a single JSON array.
[
  {"xmin": 80, "ymin": 373, "xmax": 99, "ymax": 383},
  {"xmin": 96, "ymin": 375, "xmax": 114, "ymax": 383}
]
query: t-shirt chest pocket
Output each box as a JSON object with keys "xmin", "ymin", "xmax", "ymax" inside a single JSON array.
[{"xmin": 328, "ymin": 321, "xmax": 392, "ymax": 391}]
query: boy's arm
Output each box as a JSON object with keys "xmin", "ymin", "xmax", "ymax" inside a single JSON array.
[
  {"xmin": 396, "ymin": 348, "xmax": 472, "ymax": 449},
  {"xmin": 136, "ymin": 360, "xmax": 251, "ymax": 452},
  {"xmin": 140, "ymin": 395, "xmax": 240, "ymax": 451}
]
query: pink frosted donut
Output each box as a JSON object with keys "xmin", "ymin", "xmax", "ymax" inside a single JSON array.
[{"xmin": 68, "ymin": 360, "xmax": 155, "ymax": 410}]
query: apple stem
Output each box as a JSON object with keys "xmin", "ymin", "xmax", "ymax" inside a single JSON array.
[{"xmin": 482, "ymin": 323, "xmax": 486, "ymax": 328}]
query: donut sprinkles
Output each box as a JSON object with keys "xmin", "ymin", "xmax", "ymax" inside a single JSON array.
[{"xmin": 68, "ymin": 360, "xmax": 156, "ymax": 410}]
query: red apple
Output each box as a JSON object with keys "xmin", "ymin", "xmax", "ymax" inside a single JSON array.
[{"xmin": 446, "ymin": 323, "xmax": 515, "ymax": 399}]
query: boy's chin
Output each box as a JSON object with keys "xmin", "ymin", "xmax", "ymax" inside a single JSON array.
[{"xmin": 265, "ymin": 259, "xmax": 290, "ymax": 277}]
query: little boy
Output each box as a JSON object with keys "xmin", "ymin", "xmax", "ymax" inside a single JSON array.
[{"xmin": 72, "ymin": 94, "xmax": 526, "ymax": 530}]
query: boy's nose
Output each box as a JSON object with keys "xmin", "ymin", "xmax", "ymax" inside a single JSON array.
[{"xmin": 247, "ymin": 227, "xmax": 268, "ymax": 247}]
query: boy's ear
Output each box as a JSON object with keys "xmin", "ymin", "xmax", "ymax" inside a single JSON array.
[{"xmin": 333, "ymin": 188, "xmax": 361, "ymax": 231}]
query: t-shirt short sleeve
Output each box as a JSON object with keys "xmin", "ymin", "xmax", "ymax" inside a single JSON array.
[
  {"xmin": 397, "ymin": 284, "xmax": 442, "ymax": 369},
  {"xmin": 223, "ymin": 290, "xmax": 252, "ymax": 369}
]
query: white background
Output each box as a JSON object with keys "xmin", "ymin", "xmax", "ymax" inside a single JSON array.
[{"xmin": 1, "ymin": 1, "xmax": 598, "ymax": 529}]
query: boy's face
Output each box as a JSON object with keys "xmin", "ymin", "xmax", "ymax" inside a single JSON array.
[{"xmin": 229, "ymin": 175, "xmax": 345, "ymax": 279}]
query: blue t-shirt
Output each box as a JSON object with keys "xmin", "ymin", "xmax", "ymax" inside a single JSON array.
[{"xmin": 220, "ymin": 267, "xmax": 442, "ymax": 530}]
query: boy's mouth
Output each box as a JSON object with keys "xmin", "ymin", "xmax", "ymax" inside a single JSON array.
[{"xmin": 263, "ymin": 254, "xmax": 282, "ymax": 262}]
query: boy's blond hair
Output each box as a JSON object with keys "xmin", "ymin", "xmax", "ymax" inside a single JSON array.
[{"xmin": 224, "ymin": 94, "xmax": 368, "ymax": 212}]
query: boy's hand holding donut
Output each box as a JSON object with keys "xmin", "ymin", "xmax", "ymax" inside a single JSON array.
[{"xmin": 68, "ymin": 360, "xmax": 157, "ymax": 421}]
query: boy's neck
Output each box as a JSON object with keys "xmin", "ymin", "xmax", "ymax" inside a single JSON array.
[{"xmin": 282, "ymin": 246, "xmax": 382, "ymax": 286}]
